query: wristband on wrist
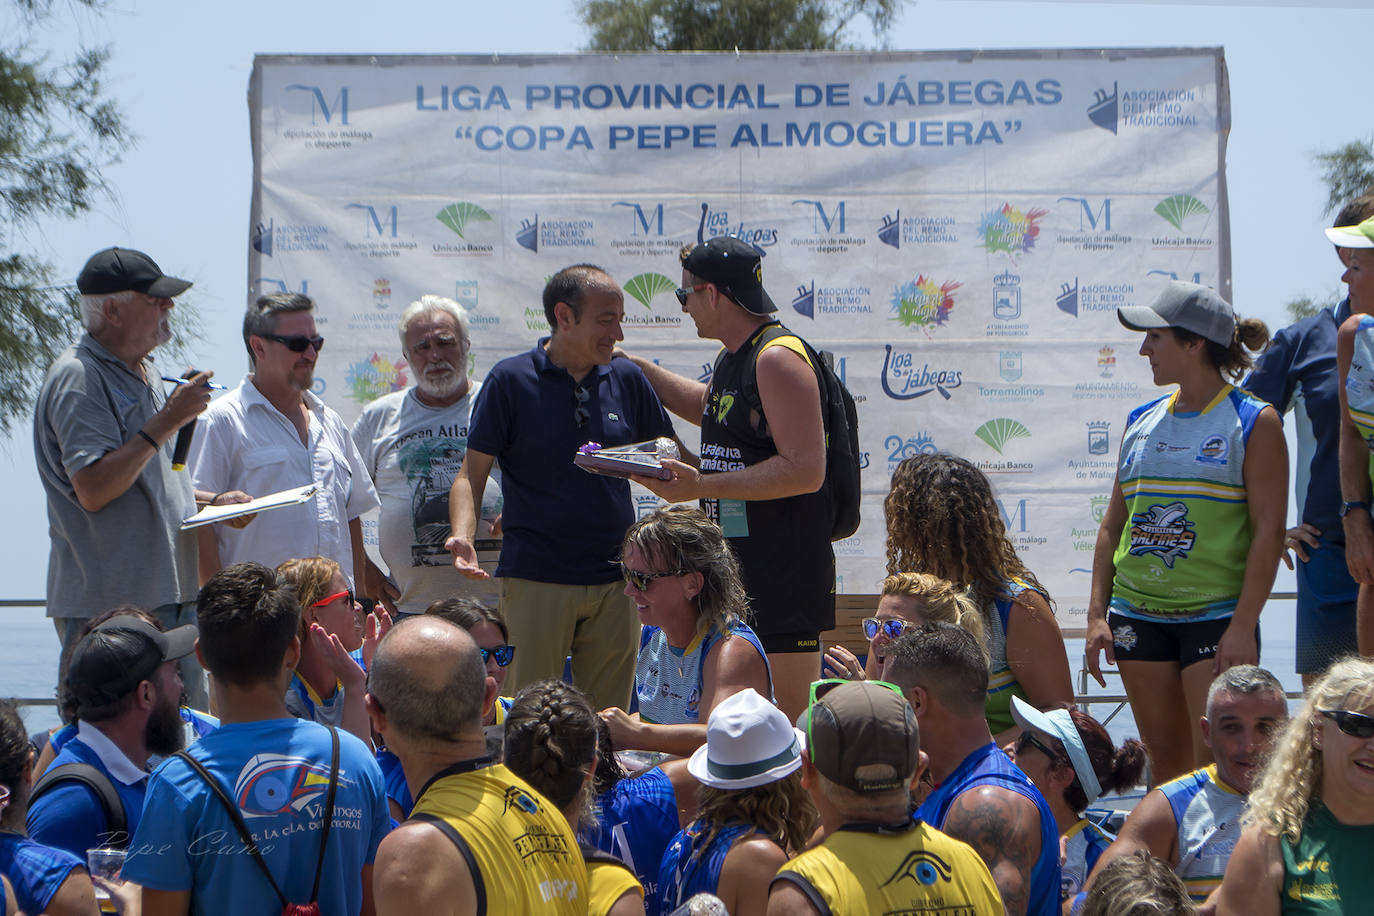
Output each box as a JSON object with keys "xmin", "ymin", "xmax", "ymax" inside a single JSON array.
[
  {"xmin": 136, "ymin": 429, "xmax": 159, "ymax": 450},
  {"xmin": 210, "ymin": 491, "xmax": 230, "ymax": 507}
]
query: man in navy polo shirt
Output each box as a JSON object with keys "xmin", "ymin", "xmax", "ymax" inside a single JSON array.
[
  {"xmin": 27, "ymin": 615, "xmax": 195, "ymax": 858},
  {"xmin": 445, "ymin": 264, "xmax": 674, "ymax": 710}
]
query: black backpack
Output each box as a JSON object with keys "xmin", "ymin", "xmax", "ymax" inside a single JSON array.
[
  {"xmin": 735, "ymin": 323, "xmax": 862, "ymax": 541},
  {"xmin": 29, "ymin": 762, "xmax": 129, "ymax": 848}
]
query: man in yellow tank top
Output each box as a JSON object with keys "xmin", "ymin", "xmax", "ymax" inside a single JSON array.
[
  {"xmin": 366, "ymin": 617, "xmax": 588, "ymax": 915},
  {"xmin": 769, "ymin": 680, "xmax": 1004, "ymax": 915}
]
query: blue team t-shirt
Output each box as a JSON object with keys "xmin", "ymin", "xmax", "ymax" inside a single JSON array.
[
  {"xmin": 122, "ymin": 718, "xmax": 390, "ymax": 916},
  {"xmin": 590, "ymin": 766, "xmax": 680, "ymax": 915},
  {"xmin": 466, "ymin": 339, "xmax": 673, "ymax": 584},
  {"xmin": 0, "ymin": 833, "xmax": 83, "ymax": 916},
  {"xmin": 26, "ymin": 735, "xmax": 148, "ymax": 858}
]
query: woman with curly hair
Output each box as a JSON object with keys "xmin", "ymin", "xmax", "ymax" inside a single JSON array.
[
  {"xmin": 884, "ymin": 453, "xmax": 1073, "ymax": 743},
  {"xmin": 277, "ymin": 556, "xmax": 390, "ymax": 746},
  {"xmin": 657, "ymin": 688, "xmax": 817, "ymax": 916},
  {"xmin": 504, "ymin": 680, "xmax": 644, "ymax": 916},
  {"xmin": 1214, "ymin": 656, "xmax": 1374, "ymax": 915},
  {"xmin": 600, "ymin": 506, "xmax": 772, "ymax": 757},
  {"xmin": 1007, "ymin": 697, "xmax": 1150, "ymax": 901},
  {"xmin": 823, "ymin": 572, "xmax": 986, "ymax": 681},
  {"xmin": 1087, "ymin": 284, "xmax": 1285, "ymax": 785}
]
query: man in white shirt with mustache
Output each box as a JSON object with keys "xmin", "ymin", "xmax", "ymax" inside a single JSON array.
[{"xmin": 351, "ymin": 296, "xmax": 502, "ymax": 615}]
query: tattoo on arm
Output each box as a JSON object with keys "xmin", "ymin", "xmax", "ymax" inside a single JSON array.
[{"xmin": 943, "ymin": 786, "xmax": 1039, "ymax": 916}]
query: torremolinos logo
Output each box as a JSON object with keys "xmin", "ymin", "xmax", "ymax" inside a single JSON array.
[
  {"xmin": 877, "ymin": 209, "xmax": 959, "ymax": 250},
  {"xmin": 453, "ymin": 281, "xmax": 499, "ymax": 330},
  {"xmin": 890, "ymin": 275, "xmax": 959, "ymax": 331},
  {"xmin": 978, "ymin": 204, "xmax": 1047, "ymax": 255},
  {"xmin": 792, "ymin": 281, "xmax": 872, "ymax": 319},
  {"xmin": 881, "ymin": 345, "xmax": 962, "ymax": 401},
  {"xmin": 622, "ymin": 273, "xmax": 683, "ymax": 329},
  {"xmin": 346, "ymin": 353, "xmax": 409, "ymax": 404},
  {"xmin": 697, "ymin": 202, "xmax": 778, "ymax": 251}
]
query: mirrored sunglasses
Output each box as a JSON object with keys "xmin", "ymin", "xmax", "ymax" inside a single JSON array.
[
  {"xmin": 861, "ymin": 616, "xmax": 913, "ymax": 641},
  {"xmin": 1320, "ymin": 708, "xmax": 1374, "ymax": 739},
  {"xmin": 480, "ymin": 644, "xmax": 516, "ymax": 667}
]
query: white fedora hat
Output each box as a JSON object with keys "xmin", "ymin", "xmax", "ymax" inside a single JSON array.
[{"xmin": 687, "ymin": 688, "xmax": 805, "ymax": 790}]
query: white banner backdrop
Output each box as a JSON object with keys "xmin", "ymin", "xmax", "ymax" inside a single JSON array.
[{"xmin": 248, "ymin": 49, "xmax": 1231, "ymax": 630}]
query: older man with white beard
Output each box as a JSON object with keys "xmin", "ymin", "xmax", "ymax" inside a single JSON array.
[{"xmin": 352, "ymin": 295, "xmax": 502, "ymax": 615}]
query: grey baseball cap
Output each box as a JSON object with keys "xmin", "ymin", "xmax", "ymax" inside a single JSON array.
[{"xmin": 1118, "ymin": 281, "xmax": 1235, "ymax": 347}]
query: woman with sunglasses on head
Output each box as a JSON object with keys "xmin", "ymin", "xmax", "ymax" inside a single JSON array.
[
  {"xmin": 504, "ymin": 681, "xmax": 646, "ymax": 916},
  {"xmin": 658, "ymin": 688, "xmax": 817, "ymax": 916},
  {"xmin": 600, "ymin": 506, "xmax": 772, "ymax": 758},
  {"xmin": 1214, "ymin": 656, "xmax": 1374, "ymax": 915},
  {"xmin": 1005, "ymin": 697, "xmax": 1149, "ymax": 902},
  {"xmin": 276, "ymin": 556, "xmax": 388, "ymax": 748},
  {"xmin": 823, "ymin": 573, "xmax": 986, "ymax": 681},
  {"xmin": 1086, "ymin": 283, "xmax": 1284, "ymax": 786},
  {"xmin": 884, "ymin": 453, "xmax": 1074, "ymax": 744}
]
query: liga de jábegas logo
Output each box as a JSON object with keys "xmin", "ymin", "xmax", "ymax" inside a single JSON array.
[
  {"xmin": 889, "ymin": 275, "xmax": 959, "ymax": 331},
  {"xmin": 346, "ymin": 353, "xmax": 409, "ymax": 404},
  {"xmin": 978, "ymin": 204, "xmax": 1047, "ymax": 255}
]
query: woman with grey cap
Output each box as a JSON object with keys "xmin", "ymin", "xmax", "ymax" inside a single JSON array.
[
  {"xmin": 1332, "ymin": 214, "xmax": 1374, "ymax": 655},
  {"xmin": 1084, "ymin": 281, "xmax": 1285, "ymax": 787},
  {"xmin": 1006, "ymin": 696, "xmax": 1148, "ymax": 901}
]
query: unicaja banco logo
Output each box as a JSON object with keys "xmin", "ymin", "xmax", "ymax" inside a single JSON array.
[
  {"xmin": 436, "ymin": 202, "xmax": 492, "ymax": 239},
  {"xmin": 890, "ymin": 275, "xmax": 959, "ymax": 330},
  {"xmin": 978, "ymin": 204, "xmax": 1047, "ymax": 255},
  {"xmin": 1154, "ymin": 194, "xmax": 1209, "ymax": 231},
  {"xmin": 346, "ymin": 353, "xmax": 409, "ymax": 404},
  {"xmin": 624, "ymin": 273, "xmax": 675, "ymax": 309},
  {"xmin": 975, "ymin": 418, "xmax": 1031, "ymax": 455}
]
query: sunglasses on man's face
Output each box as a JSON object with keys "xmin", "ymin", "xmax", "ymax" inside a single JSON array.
[
  {"xmin": 862, "ymin": 617, "xmax": 914, "ymax": 641},
  {"xmin": 1015, "ymin": 730, "xmax": 1066, "ymax": 764},
  {"xmin": 480, "ymin": 644, "xmax": 516, "ymax": 667},
  {"xmin": 261, "ymin": 332, "xmax": 325, "ymax": 353},
  {"xmin": 1320, "ymin": 708, "xmax": 1374, "ymax": 739}
]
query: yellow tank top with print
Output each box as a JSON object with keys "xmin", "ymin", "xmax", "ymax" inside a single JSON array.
[{"xmin": 410, "ymin": 761, "xmax": 588, "ymax": 915}]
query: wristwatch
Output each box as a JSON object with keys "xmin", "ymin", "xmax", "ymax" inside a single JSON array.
[{"xmin": 1339, "ymin": 500, "xmax": 1370, "ymax": 518}]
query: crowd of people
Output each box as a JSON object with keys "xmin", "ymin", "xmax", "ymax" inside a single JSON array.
[{"xmin": 4, "ymin": 201, "xmax": 1374, "ymax": 915}]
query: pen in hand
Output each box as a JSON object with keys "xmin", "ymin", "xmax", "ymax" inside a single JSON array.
[{"xmin": 162, "ymin": 376, "xmax": 227, "ymax": 390}]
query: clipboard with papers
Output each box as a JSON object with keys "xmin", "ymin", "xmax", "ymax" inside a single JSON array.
[{"xmin": 180, "ymin": 484, "xmax": 319, "ymax": 530}]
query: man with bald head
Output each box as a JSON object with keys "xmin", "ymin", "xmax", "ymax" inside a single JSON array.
[{"xmin": 367, "ymin": 617, "xmax": 588, "ymax": 915}]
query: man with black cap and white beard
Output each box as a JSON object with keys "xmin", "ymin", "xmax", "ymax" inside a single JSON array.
[
  {"xmin": 769, "ymin": 680, "xmax": 1004, "ymax": 916},
  {"xmin": 34, "ymin": 248, "xmax": 243, "ymax": 709},
  {"xmin": 26, "ymin": 614, "xmax": 197, "ymax": 859},
  {"xmin": 619, "ymin": 236, "xmax": 832, "ymax": 723}
]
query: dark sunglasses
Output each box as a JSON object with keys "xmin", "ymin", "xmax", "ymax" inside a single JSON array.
[
  {"xmin": 574, "ymin": 383, "xmax": 591, "ymax": 429},
  {"xmin": 480, "ymin": 644, "xmax": 516, "ymax": 667},
  {"xmin": 620, "ymin": 562, "xmax": 685, "ymax": 592},
  {"xmin": 1320, "ymin": 708, "xmax": 1374, "ymax": 739},
  {"xmin": 862, "ymin": 617, "xmax": 914, "ymax": 641},
  {"xmin": 311, "ymin": 588, "xmax": 354, "ymax": 608},
  {"xmin": 261, "ymin": 332, "xmax": 325, "ymax": 353},
  {"xmin": 674, "ymin": 284, "xmax": 706, "ymax": 306},
  {"xmin": 1015, "ymin": 730, "xmax": 1065, "ymax": 762}
]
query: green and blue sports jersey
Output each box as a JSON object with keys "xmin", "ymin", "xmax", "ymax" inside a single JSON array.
[
  {"xmin": 1344, "ymin": 314, "xmax": 1374, "ymax": 455},
  {"xmin": 1111, "ymin": 385, "xmax": 1266, "ymax": 621}
]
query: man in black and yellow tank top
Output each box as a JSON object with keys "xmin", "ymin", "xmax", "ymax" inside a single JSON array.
[{"xmin": 367, "ymin": 617, "xmax": 588, "ymax": 915}]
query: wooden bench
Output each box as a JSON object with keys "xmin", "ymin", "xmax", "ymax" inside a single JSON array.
[{"xmin": 820, "ymin": 594, "xmax": 878, "ymax": 648}]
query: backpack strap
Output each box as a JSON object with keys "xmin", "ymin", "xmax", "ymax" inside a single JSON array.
[
  {"xmin": 308, "ymin": 726, "xmax": 341, "ymax": 903},
  {"xmin": 29, "ymin": 762, "xmax": 129, "ymax": 848},
  {"xmin": 408, "ymin": 812, "xmax": 487, "ymax": 916},
  {"xmin": 174, "ymin": 748, "xmax": 290, "ymax": 908}
]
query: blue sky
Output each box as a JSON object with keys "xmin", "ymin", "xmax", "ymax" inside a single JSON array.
[{"xmin": 2, "ymin": 0, "xmax": 1361, "ymax": 599}]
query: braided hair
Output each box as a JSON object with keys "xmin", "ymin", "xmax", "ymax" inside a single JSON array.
[{"xmin": 503, "ymin": 680, "xmax": 599, "ymax": 831}]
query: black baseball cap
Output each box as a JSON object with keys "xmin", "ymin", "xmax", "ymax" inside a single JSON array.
[
  {"xmin": 77, "ymin": 247, "xmax": 192, "ymax": 298},
  {"xmin": 66, "ymin": 617, "xmax": 197, "ymax": 715},
  {"xmin": 681, "ymin": 236, "xmax": 776, "ymax": 315}
]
